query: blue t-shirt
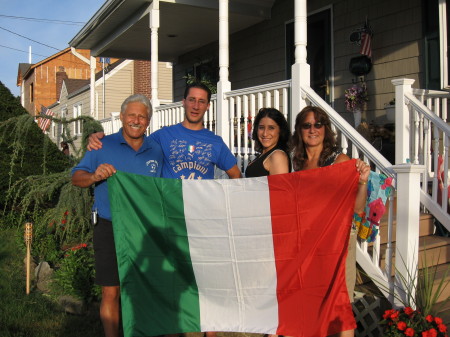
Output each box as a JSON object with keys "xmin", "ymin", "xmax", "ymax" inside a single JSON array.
[
  {"xmin": 72, "ymin": 129, "xmax": 163, "ymax": 220},
  {"xmin": 151, "ymin": 123, "xmax": 236, "ymax": 180}
]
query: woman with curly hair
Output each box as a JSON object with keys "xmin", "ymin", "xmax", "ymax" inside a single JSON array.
[
  {"xmin": 245, "ymin": 108, "xmax": 291, "ymax": 177},
  {"xmin": 291, "ymin": 105, "xmax": 370, "ymax": 337}
]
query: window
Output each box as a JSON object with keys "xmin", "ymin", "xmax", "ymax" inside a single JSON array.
[
  {"xmin": 73, "ymin": 104, "xmax": 82, "ymax": 136},
  {"xmin": 30, "ymin": 83, "xmax": 34, "ymax": 103},
  {"xmin": 185, "ymin": 58, "xmax": 218, "ymax": 87},
  {"xmin": 425, "ymin": 0, "xmax": 449, "ymax": 89},
  {"xmin": 61, "ymin": 108, "xmax": 67, "ymax": 137}
]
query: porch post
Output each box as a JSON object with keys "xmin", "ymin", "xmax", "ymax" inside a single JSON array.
[
  {"xmin": 290, "ymin": 0, "xmax": 310, "ymax": 131},
  {"xmin": 392, "ymin": 78, "xmax": 415, "ymax": 164},
  {"xmin": 391, "ymin": 164, "xmax": 424, "ymax": 308},
  {"xmin": 216, "ymin": 0, "xmax": 231, "ymax": 145},
  {"xmin": 90, "ymin": 56, "xmax": 96, "ymax": 118},
  {"xmin": 149, "ymin": 1, "xmax": 160, "ymax": 132}
]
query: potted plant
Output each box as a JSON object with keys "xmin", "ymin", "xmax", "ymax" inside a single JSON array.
[
  {"xmin": 377, "ymin": 252, "xmax": 449, "ymax": 337},
  {"xmin": 385, "ymin": 98, "xmax": 395, "ymax": 122},
  {"xmin": 344, "ymin": 83, "xmax": 369, "ymax": 127}
]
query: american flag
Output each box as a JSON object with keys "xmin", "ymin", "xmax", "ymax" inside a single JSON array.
[
  {"xmin": 360, "ymin": 21, "xmax": 373, "ymax": 58},
  {"xmin": 38, "ymin": 106, "xmax": 55, "ymax": 132}
]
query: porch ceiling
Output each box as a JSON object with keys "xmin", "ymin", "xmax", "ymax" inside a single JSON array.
[{"xmin": 69, "ymin": 0, "xmax": 275, "ymax": 61}]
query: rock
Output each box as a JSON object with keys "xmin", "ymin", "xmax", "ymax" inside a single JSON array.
[
  {"xmin": 57, "ymin": 295, "xmax": 86, "ymax": 315},
  {"xmin": 35, "ymin": 261, "xmax": 54, "ymax": 292}
]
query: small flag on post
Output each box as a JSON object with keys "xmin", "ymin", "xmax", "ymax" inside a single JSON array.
[
  {"xmin": 360, "ymin": 19, "xmax": 373, "ymax": 59},
  {"xmin": 38, "ymin": 106, "xmax": 54, "ymax": 132}
]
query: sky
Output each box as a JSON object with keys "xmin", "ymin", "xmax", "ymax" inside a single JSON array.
[{"xmin": 0, "ymin": 0, "xmax": 105, "ymax": 97}]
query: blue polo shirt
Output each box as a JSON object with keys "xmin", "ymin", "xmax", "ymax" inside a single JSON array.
[{"xmin": 72, "ymin": 128, "xmax": 163, "ymax": 220}]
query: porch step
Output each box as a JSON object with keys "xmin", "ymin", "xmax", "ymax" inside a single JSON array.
[
  {"xmin": 377, "ymin": 235, "xmax": 450, "ymax": 271},
  {"xmin": 378, "ymin": 213, "xmax": 435, "ymax": 244},
  {"xmin": 358, "ymin": 236, "xmax": 450, "ymax": 303}
]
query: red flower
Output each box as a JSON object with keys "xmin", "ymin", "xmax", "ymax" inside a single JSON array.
[
  {"xmin": 426, "ymin": 315, "xmax": 434, "ymax": 323},
  {"xmin": 390, "ymin": 311, "xmax": 399, "ymax": 320},
  {"xmin": 64, "ymin": 210, "xmax": 69, "ymax": 216},
  {"xmin": 397, "ymin": 321, "xmax": 407, "ymax": 331},
  {"xmin": 61, "ymin": 219, "xmax": 67, "ymax": 224},
  {"xmin": 435, "ymin": 317, "xmax": 443, "ymax": 325},
  {"xmin": 404, "ymin": 307, "xmax": 414, "ymax": 316},
  {"xmin": 405, "ymin": 328, "xmax": 415, "ymax": 337},
  {"xmin": 427, "ymin": 328, "xmax": 438, "ymax": 337},
  {"xmin": 439, "ymin": 324, "xmax": 448, "ymax": 333},
  {"xmin": 383, "ymin": 309, "xmax": 394, "ymax": 319}
]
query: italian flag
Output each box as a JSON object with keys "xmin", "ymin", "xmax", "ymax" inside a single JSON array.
[{"xmin": 108, "ymin": 160, "xmax": 359, "ymax": 337}]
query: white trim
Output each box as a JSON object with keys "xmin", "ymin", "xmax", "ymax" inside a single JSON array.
[{"xmin": 439, "ymin": 0, "xmax": 449, "ymax": 89}]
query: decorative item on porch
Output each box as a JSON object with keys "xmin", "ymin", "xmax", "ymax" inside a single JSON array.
[
  {"xmin": 344, "ymin": 82, "xmax": 368, "ymax": 127},
  {"xmin": 380, "ymin": 307, "xmax": 448, "ymax": 337},
  {"xmin": 384, "ymin": 98, "xmax": 395, "ymax": 122},
  {"xmin": 353, "ymin": 171, "xmax": 393, "ymax": 242}
]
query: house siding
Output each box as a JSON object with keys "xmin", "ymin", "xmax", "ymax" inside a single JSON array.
[
  {"xmin": 95, "ymin": 61, "xmax": 134, "ymax": 120},
  {"xmin": 173, "ymin": 0, "xmax": 427, "ymax": 125},
  {"xmin": 20, "ymin": 49, "xmax": 99, "ymax": 116}
]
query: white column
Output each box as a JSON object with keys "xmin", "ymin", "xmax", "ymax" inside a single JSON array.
[
  {"xmin": 392, "ymin": 78, "xmax": 415, "ymax": 164},
  {"xmin": 392, "ymin": 164, "xmax": 424, "ymax": 308},
  {"xmin": 216, "ymin": 0, "xmax": 231, "ymax": 144},
  {"xmin": 149, "ymin": 1, "xmax": 160, "ymax": 132},
  {"xmin": 290, "ymin": 0, "xmax": 310, "ymax": 132},
  {"xmin": 90, "ymin": 56, "xmax": 96, "ymax": 118}
]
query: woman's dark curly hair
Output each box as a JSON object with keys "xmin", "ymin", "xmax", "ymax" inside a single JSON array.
[
  {"xmin": 252, "ymin": 108, "xmax": 291, "ymax": 153},
  {"xmin": 291, "ymin": 106, "xmax": 337, "ymax": 171}
]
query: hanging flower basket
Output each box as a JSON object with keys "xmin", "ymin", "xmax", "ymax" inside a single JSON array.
[{"xmin": 345, "ymin": 83, "xmax": 369, "ymax": 112}]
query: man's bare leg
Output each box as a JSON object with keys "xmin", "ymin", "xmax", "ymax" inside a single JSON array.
[{"xmin": 100, "ymin": 286, "xmax": 121, "ymax": 337}]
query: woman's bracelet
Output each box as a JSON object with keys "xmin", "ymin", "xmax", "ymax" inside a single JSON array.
[{"xmin": 359, "ymin": 180, "xmax": 368, "ymax": 185}]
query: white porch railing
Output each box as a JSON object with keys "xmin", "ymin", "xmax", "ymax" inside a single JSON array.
[
  {"xmin": 224, "ymin": 80, "xmax": 291, "ymax": 172},
  {"xmin": 99, "ymin": 112, "xmax": 121, "ymax": 134},
  {"xmin": 395, "ymin": 80, "xmax": 450, "ymax": 229}
]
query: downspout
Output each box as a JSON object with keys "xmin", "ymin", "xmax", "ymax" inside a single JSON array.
[{"xmin": 71, "ymin": 47, "xmax": 96, "ymax": 118}]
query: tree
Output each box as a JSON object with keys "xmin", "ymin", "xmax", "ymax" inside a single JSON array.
[{"xmin": 0, "ymin": 81, "xmax": 102, "ymax": 245}]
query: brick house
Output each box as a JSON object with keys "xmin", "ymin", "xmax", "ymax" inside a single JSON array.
[
  {"xmin": 48, "ymin": 59, "xmax": 172, "ymax": 148},
  {"xmin": 16, "ymin": 47, "xmax": 103, "ymax": 116}
]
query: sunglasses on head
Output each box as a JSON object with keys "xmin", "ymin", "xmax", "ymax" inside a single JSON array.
[{"xmin": 301, "ymin": 122, "xmax": 325, "ymax": 130}]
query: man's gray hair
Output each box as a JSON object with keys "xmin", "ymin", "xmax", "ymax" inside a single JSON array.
[{"xmin": 120, "ymin": 94, "xmax": 152, "ymax": 118}]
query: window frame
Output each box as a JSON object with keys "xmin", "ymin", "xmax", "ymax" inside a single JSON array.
[{"xmin": 73, "ymin": 103, "xmax": 82, "ymax": 136}]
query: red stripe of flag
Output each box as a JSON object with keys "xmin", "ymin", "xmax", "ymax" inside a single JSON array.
[
  {"xmin": 39, "ymin": 108, "xmax": 54, "ymax": 132},
  {"xmin": 268, "ymin": 161, "xmax": 358, "ymax": 336},
  {"xmin": 360, "ymin": 31, "xmax": 372, "ymax": 58}
]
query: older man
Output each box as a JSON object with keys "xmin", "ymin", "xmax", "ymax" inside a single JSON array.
[{"xmin": 72, "ymin": 94, "xmax": 163, "ymax": 337}]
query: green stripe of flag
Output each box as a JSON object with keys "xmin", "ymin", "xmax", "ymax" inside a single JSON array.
[{"xmin": 109, "ymin": 171, "xmax": 201, "ymax": 337}]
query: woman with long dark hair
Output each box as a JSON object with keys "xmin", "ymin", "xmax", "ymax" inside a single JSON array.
[{"xmin": 245, "ymin": 108, "xmax": 291, "ymax": 177}]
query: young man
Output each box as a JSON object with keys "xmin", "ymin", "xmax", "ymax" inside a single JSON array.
[
  {"xmin": 88, "ymin": 83, "xmax": 241, "ymax": 337},
  {"xmin": 73, "ymin": 94, "xmax": 163, "ymax": 337},
  {"xmin": 89, "ymin": 82, "xmax": 241, "ymax": 180}
]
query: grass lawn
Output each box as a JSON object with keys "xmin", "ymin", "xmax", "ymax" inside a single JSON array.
[{"xmin": 0, "ymin": 227, "xmax": 104, "ymax": 337}]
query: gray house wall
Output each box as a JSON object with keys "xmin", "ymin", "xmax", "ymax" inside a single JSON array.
[{"xmin": 173, "ymin": 0, "xmax": 427, "ymax": 125}]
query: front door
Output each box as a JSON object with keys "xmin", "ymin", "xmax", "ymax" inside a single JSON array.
[{"xmin": 286, "ymin": 8, "xmax": 333, "ymax": 104}]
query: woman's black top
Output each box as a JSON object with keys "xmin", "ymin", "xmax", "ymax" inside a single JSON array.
[{"xmin": 245, "ymin": 147, "xmax": 290, "ymax": 177}]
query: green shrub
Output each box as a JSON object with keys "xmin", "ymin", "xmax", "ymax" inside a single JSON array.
[{"xmin": 53, "ymin": 243, "xmax": 100, "ymax": 303}]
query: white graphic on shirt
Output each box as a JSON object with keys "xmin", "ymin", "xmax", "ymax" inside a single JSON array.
[
  {"xmin": 169, "ymin": 139, "xmax": 212, "ymax": 178},
  {"xmin": 146, "ymin": 160, "xmax": 159, "ymax": 173}
]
